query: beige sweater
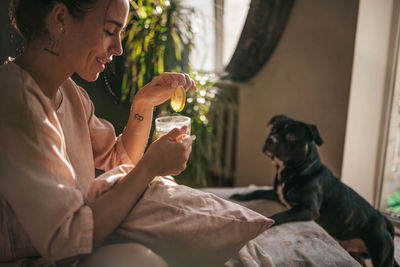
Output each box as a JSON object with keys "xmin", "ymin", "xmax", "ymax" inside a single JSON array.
[{"xmin": 0, "ymin": 62, "xmax": 134, "ymax": 264}]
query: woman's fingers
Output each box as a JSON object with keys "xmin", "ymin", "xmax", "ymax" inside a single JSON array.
[
  {"xmin": 158, "ymin": 73, "xmax": 197, "ymax": 91},
  {"xmin": 137, "ymin": 72, "xmax": 197, "ymax": 107},
  {"xmin": 184, "ymin": 74, "xmax": 191, "ymax": 90},
  {"xmin": 146, "ymin": 128, "xmax": 192, "ymax": 177}
]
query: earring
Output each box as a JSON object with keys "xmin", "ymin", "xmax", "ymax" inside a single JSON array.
[{"xmin": 59, "ymin": 26, "xmax": 64, "ymax": 33}]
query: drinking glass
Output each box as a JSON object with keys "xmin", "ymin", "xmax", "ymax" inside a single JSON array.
[{"xmin": 155, "ymin": 115, "xmax": 191, "ymax": 140}]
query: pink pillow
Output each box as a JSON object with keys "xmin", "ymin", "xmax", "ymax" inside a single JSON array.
[{"xmin": 115, "ymin": 177, "xmax": 274, "ymax": 266}]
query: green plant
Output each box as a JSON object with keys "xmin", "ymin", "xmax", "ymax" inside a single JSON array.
[
  {"xmin": 119, "ymin": 0, "xmax": 237, "ymax": 187},
  {"xmin": 173, "ymin": 72, "xmax": 238, "ymax": 188},
  {"xmin": 121, "ymin": 0, "xmax": 193, "ymax": 102}
]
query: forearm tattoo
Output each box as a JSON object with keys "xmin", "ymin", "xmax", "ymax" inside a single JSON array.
[{"xmin": 134, "ymin": 113, "xmax": 144, "ymax": 121}]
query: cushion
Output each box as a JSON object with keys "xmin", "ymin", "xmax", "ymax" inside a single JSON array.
[{"xmin": 114, "ymin": 177, "xmax": 274, "ymax": 267}]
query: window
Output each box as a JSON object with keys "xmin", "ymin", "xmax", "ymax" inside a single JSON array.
[
  {"xmin": 379, "ymin": 40, "xmax": 400, "ymax": 220},
  {"xmin": 378, "ymin": 8, "xmax": 400, "ymax": 223},
  {"xmin": 184, "ymin": 0, "xmax": 251, "ymax": 73}
]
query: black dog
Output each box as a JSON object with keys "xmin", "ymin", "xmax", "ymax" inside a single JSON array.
[{"xmin": 231, "ymin": 115, "xmax": 398, "ymax": 267}]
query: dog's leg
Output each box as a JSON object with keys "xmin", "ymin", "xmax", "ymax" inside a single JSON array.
[
  {"xmin": 268, "ymin": 187, "xmax": 322, "ymax": 226},
  {"xmin": 363, "ymin": 229, "xmax": 395, "ymax": 267},
  {"xmin": 230, "ymin": 189, "xmax": 278, "ymax": 201},
  {"xmin": 270, "ymin": 205, "xmax": 318, "ymax": 226}
]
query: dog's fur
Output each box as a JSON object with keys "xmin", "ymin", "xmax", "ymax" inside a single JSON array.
[{"xmin": 230, "ymin": 115, "xmax": 398, "ymax": 267}]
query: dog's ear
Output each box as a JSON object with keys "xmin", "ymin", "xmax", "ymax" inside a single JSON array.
[
  {"xmin": 268, "ymin": 114, "xmax": 288, "ymax": 126},
  {"xmin": 307, "ymin": 124, "xmax": 323, "ymax": 146}
]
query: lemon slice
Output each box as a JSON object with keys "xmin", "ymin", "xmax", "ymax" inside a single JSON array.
[{"xmin": 170, "ymin": 85, "xmax": 186, "ymax": 112}]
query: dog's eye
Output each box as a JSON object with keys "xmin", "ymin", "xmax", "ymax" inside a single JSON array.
[{"xmin": 285, "ymin": 133, "xmax": 296, "ymax": 142}]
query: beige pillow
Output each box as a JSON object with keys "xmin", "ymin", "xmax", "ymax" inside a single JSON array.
[{"xmin": 115, "ymin": 177, "xmax": 274, "ymax": 267}]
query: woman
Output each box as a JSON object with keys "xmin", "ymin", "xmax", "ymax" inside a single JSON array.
[{"xmin": 0, "ymin": 0, "xmax": 196, "ymax": 265}]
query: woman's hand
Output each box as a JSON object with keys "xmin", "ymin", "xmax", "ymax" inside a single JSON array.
[
  {"xmin": 140, "ymin": 126, "xmax": 192, "ymax": 177},
  {"xmin": 134, "ymin": 72, "xmax": 197, "ymax": 107},
  {"xmin": 121, "ymin": 73, "xmax": 195, "ymax": 165}
]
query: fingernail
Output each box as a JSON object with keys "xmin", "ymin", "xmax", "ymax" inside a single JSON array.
[{"xmin": 175, "ymin": 134, "xmax": 187, "ymax": 142}]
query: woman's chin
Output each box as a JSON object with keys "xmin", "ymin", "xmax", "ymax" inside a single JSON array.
[{"xmin": 78, "ymin": 72, "xmax": 100, "ymax": 82}]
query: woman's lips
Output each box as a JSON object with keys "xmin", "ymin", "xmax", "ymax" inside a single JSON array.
[{"xmin": 96, "ymin": 57, "xmax": 107, "ymax": 71}]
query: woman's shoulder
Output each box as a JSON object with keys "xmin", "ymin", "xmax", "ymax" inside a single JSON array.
[
  {"xmin": 0, "ymin": 61, "xmax": 48, "ymax": 121},
  {"xmin": 0, "ymin": 61, "xmax": 25, "ymax": 90},
  {"xmin": 0, "ymin": 62, "xmax": 28, "ymax": 115}
]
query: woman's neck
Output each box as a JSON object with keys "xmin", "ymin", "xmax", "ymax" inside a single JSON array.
[{"xmin": 14, "ymin": 42, "xmax": 71, "ymax": 102}]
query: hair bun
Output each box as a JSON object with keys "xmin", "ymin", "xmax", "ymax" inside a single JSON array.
[{"xmin": 8, "ymin": 0, "xmax": 97, "ymax": 42}]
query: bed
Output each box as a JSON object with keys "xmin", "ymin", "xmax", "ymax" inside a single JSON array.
[
  {"xmin": 93, "ymin": 175, "xmax": 362, "ymax": 267},
  {"xmin": 202, "ymin": 185, "xmax": 362, "ymax": 267}
]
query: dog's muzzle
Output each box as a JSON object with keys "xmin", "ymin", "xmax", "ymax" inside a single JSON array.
[
  {"xmin": 265, "ymin": 151, "xmax": 274, "ymax": 159},
  {"xmin": 267, "ymin": 135, "xmax": 278, "ymax": 145},
  {"xmin": 263, "ymin": 135, "xmax": 278, "ymax": 153}
]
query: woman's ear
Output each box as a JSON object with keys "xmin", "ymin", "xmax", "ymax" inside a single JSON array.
[{"xmin": 47, "ymin": 3, "xmax": 69, "ymax": 34}]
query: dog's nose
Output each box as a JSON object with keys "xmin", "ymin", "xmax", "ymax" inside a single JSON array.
[{"xmin": 267, "ymin": 136, "xmax": 278, "ymax": 145}]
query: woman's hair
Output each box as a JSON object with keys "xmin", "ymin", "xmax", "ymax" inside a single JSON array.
[{"xmin": 9, "ymin": 0, "xmax": 98, "ymax": 42}]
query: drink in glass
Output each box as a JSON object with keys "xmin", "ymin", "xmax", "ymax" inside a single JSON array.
[{"xmin": 155, "ymin": 115, "xmax": 191, "ymax": 140}]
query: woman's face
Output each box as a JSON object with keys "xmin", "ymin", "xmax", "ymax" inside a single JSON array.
[{"xmin": 64, "ymin": 0, "xmax": 129, "ymax": 81}]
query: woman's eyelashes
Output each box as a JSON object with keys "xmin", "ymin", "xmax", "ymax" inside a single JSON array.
[{"xmin": 104, "ymin": 29, "xmax": 116, "ymax": 36}]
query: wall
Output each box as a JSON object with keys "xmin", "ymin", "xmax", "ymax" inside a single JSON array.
[
  {"xmin": 235, "ymin": 0, "xmax": 359, "ymax": 186},
  {"xmin": 341, "ymin": 0, "xmax": 397, "ymax": 204}
]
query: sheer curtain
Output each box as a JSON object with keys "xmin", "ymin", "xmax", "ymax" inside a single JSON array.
[{"xmin": 224, "ymin": 0, "xmax": 295, "ymax": 81}]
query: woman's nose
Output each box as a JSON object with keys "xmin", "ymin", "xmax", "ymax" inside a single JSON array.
[{"xmin": 110, "ymin": 35, "xmax": 123, "ymax": 56}]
